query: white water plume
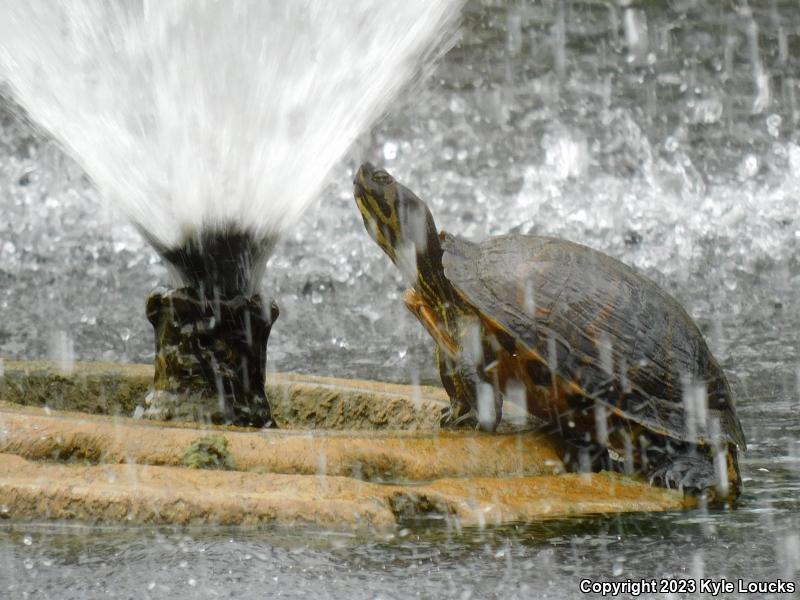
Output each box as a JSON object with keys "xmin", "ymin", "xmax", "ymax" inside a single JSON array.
[{"xmin": 0, "ymin": 0, "xmax": 462, "ymax": 248}]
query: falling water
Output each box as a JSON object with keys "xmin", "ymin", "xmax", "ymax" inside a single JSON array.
[{"xmin": 0, "ymin": 0, "xmax": 461, "ymax": 250}]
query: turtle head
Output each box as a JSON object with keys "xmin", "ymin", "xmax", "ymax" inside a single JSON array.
[{"xmin": 353, "ymin": 163, "xmax": 442, "ymax": 282}]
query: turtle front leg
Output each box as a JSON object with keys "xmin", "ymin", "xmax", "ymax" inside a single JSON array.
[
  {"xmin": 436, "ymin": 338, "xmax": 503, "ymax": 432},
  {"xmin": 402, "ymin": 289, "xmax": 458, "ymax": 359},
  {"xmin": 403, "ymin": 289, "xmax": 474, "ymax": 428},
  {"xmin": 436, "ymin": 348, "xmax": 479, "ymax": 429},
  {"xmin": 403, "ymin": 289, "xmax": 501, "ymax": 432},
  {"xmin": 459, "ymin": 360, "xmax": 503, "ymax": 432}
]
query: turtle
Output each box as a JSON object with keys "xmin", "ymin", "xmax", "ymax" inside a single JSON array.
[{"xmin": 353, "ymin": 162, "xmax": 746, "ymax": 501}]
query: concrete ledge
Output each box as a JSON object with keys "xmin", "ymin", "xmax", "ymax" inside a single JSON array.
[{"xmin": 0, "ymin": 360, "xmax": 695, "ymax": 527}]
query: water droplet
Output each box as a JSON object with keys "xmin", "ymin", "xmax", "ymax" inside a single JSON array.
[
  {"xmin": 739, "ymin": 154, "xmax": 759, "ymax": 179},
  {"xmin": 477, "ymin": 382, "xmax": 496, "ymax": 429},
  {"xmin": 460, "ymin": 318, "xmax": 483, "ymax": 366},
  {"xmin": 623, "ymin": 8, "xmax": 648, "ymax": 60},
  {"xmin": 542, "ymin": 129, "xmax": 589, "ymax": 180},
  {"xmin": 692, "ymin": 98, "xmax": 723, "ymax": 124},
  {"xmin": 578, "ymin": 446, "xmax": 591, "ymax": 472},
  {"xmin": 547, "ymin": 336, "xmax": 558, "ymax": 373},
  {"xmin": 692, "ymin": 551, "xmax": 705, "ymax": 581},
  {"xmin": 505, "ymin": 379, "xmax": 528, "ymax": 427},
  {"xmin": 612, "ymin": 560, "xmax": 624, "ymax": 576},
  {"xmin": 598, "ymin": 332, "xmax": 613, "ymax": 376},
  {"xmin": 506, "ymin": 12, "xmax": 523, "ymax": 55},
  {"xmin": 682, "ymin": 377, "xmax": 708, "ymax": 440},
  {"xmin": 48, "ymin": 331, "xmax": 74, "ymax": 374},
  {"xmin": 521, "ymin": 279, "xmax": 535, "ymax": 315},
  {"xmin": 382, "ymin": 141, "xmax": 398, "ymax": 161},
  {"xmin": 449, "ymin": 96, "xmax": 466, "ymax": 114},
  {"xmin": 594, "ymin": 405, "xmax": 608, "ymax": 445},
  {"xmin": 766, "ymin": 113, "xmax": 782, "ymax": 137}
]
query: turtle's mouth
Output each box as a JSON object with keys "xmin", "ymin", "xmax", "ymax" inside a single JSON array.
[
  {"xmin": 352, "ymin": 181, "xmax": 372, "ymax": 221},
  {"xmin": 354, "ymin": 188, "xmax": 388, "ymax": 251},
  {"xmin": 352, "ymin": 166, "xmax": 371, "ymax": 211},
  {"xmin": 353, "ymin": 179, "xmax": 367, "ymax": 204}
]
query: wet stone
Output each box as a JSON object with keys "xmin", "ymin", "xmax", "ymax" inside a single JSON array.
[
  {"xmin": 182, "ymin": 434, "xmax": 236, "ymax": 470},
  {"xmin": 145, "ymin": 287, "xmax": 279, "ymax": 427},
  {"xmin": 0, "ymin": 365, "xmax": 693, "ymax": 526}
]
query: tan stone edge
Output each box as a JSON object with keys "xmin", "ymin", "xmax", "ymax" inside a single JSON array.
[
  {"xmin": 0, "ymin": 360, "xmax": 450, "ymax": 430},
  {"xmin": 0, "ymin": 403, "xmax": 565, "ymax": 481},
  {"xmin": 0, "ymin": 454, "xmax": 691, "ymax": 529},
  {"xmin": 0, "ymin": 360, "xmax": 695, "ymax": 526}
]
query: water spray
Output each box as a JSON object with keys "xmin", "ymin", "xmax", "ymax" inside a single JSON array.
[
  {"xmin": 0, "ymin": 0, "xmax": 462, "ymax": 425},
  {"xmin": 142, "ymin": 227, "xmax": 278, "ymax": 426}
]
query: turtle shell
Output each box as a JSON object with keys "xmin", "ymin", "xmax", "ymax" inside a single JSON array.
[{"xmin": 441, "ymin": 232, "xmax": 746, "ymax": 450}]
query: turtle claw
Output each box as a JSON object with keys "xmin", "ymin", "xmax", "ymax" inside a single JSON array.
[{"xmin": 439, "ymin": 404, "xmax": 478, "ymax": 429}]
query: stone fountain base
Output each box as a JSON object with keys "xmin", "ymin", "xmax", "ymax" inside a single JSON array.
[{"xmin": 0, "ymin": 361, "xmax": 692, "ymax": 529}]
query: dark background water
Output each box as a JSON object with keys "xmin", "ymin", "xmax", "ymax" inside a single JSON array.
[{"xmin": 1, "ymin": 0, "xmax": 799, "ymax": 597}]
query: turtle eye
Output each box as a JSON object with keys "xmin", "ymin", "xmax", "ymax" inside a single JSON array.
[{"xmin": 372, "ymin": 169, "xmax": 394, "ymax": 185}]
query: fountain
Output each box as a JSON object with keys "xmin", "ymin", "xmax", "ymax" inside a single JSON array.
[
  {"xmin": 1, "ymin": 1, "xmax": 800, "ymax": 595},
  {"xmin": 0, "ymin": 0, "xmax": 462, "ymax": 425}
]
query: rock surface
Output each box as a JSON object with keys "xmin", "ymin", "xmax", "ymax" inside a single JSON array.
[
  {"xmin": 0, "ymin": 360, "xmax": 450, "ymax": 430},
  {"xmin": 0, "ymin": 360, "xmax": 694, "ymax": 528},
  {"xmin": 0, "ymin": 453, "xmax": 688, "ymax": 529},
  {"xmin": 0, "ymin": 402, "xmax": 564, "ymax": 480}
]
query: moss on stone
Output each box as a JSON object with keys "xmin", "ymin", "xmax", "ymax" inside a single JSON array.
[
  {"xmin": 0, "ymin": 361, "xmax": 150, "ymax": 415},
  {"xmin": 182, "ymin": 434, "xmax": 236, "ymax": 470}
]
